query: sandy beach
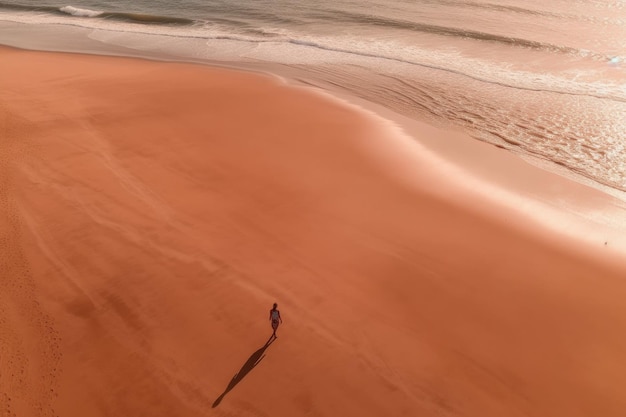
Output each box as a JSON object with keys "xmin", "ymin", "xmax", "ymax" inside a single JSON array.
[{"xmin": 1, "ymin": 46, "xmax": 626, "ymax": 417}]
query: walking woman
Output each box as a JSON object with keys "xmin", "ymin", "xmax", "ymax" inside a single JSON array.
[{"xmin": 269, "ymin": 303, "xmax": 282, "ymax": 338}]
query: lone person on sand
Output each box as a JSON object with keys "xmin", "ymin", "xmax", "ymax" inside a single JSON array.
[{"xmin": 269, "ymin": 303, "xmax": 282, "ymax": 338}]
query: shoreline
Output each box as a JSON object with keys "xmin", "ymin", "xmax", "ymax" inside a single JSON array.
[
  {"xmin": 1, "ymin": 19, "xmax": 626, "ymax": 208},
  {"xmin": 2, "ymin": 45, "xmax": 626, "ymax": 417},
  {"xmin": 0, "ymin": 21, "xmax": 626, "ymax": 208}
]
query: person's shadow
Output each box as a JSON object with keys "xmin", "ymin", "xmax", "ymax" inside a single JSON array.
[{"xmin": 212, "ymin": 334, "xmax": 276, "ymax": 407}]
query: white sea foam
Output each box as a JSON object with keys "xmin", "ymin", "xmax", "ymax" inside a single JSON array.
[{"xmin": 59, "ymin": 5, "xmax": 102, "ymax": 18}]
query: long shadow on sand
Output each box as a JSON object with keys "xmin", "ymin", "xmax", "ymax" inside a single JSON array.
[{"xmin": 212, "ymin": 335, "xmax": 276, "ymax": 408}]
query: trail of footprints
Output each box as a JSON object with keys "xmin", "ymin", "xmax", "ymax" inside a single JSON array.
[{"xmin": 1, "ymin": 107, "xmax": 61, "ymax": 416}]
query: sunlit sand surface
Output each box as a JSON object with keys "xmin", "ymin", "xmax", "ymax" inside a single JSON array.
[{"xmin": 1, "ymin": 47, "xmax": 626, "ymax": 417}]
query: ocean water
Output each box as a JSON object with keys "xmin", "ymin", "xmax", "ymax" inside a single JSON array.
[{"xmin": 1, "ymin": 0, "xmax": 625, "ymax": 197}]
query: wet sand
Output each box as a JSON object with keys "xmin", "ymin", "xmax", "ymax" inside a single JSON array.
[{"xmin": 1, "ymin": 46, "xmax": 626, "ymax": 417}]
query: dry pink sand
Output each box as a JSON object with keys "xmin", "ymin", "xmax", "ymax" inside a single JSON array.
[{"xmin": 1, "ymin": 46, "xmax": 626, "ymax": 417}]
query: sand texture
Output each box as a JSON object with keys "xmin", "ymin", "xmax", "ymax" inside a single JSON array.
[{"xmin": 1, "ymin": 47, "xmax": 626, "ymax": 417}]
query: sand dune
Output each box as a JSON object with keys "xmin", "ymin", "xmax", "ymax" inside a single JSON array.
[{"xmin": 1, "ymin": 46, "xmax": 626, "ymax": 417}]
